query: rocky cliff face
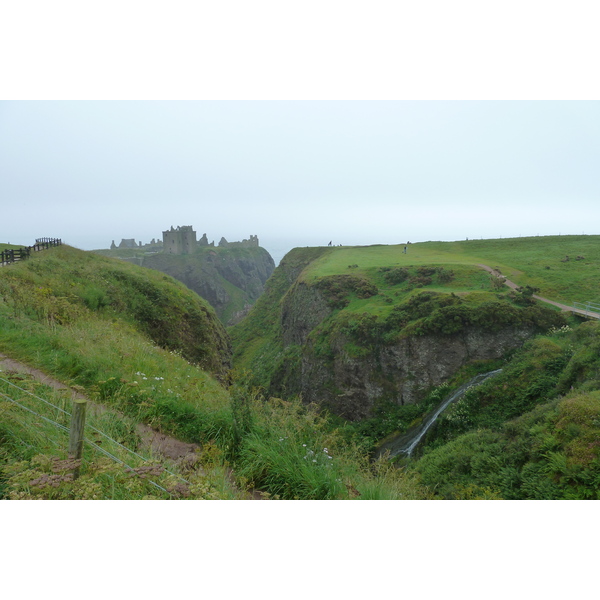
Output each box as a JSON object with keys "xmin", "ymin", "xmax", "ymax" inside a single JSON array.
[
  {"xmin": 280, "ymin": 282, "xmax": 333, "ymax": 346},
  {"xmin": 141, "ymin": 247, "xmax": 275, "ymax": 324},
  {"xmin": 297, "ymin": 324, "xmax": 534, "ymax": 420},
  {"xmin": 271, "ymin": 282, "xmax": 539, "ymax": 420}
]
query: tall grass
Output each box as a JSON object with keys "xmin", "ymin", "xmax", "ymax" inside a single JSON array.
[
  {"xmin": 230, "ymin": 389, "xmax": 431, "ymax": 500},
  {"xmin": 0, "ymin": 372, "xmax": 240, "ymax": 499}
]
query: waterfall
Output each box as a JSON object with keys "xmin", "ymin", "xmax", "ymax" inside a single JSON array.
[{"xmin": 376, "ymin": 369, "xmax": 503, "ymax": 459}]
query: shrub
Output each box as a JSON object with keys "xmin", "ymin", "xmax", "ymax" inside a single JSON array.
[
  {"xmin": 315, "ymin": 275, "xmax": 378, "ymax": 308},
  {"xmin": 381, "ymin": 267, "xmax": 409, "ymax": 285},
  {"xmin": 436, "ymin": 268, "xmax": 455, "ymax": 283}
]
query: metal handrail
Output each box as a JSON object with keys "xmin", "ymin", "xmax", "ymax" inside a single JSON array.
[{"xmin": 573, "ymin": 301, "xmax": 600, "ymax": 313}]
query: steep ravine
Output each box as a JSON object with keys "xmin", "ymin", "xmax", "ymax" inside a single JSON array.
[
  {"xmin": 123, "ymin": 247, "xmax": 275, "ymax": 324},
  {"xmin": 233, "ymin": 249, "xmax": 565, "ymax": 421}
]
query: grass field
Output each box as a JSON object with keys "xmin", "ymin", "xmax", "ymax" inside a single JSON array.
[{"xmin": 301, "ymin": 235, "xmax": 600, "ymax": 306}]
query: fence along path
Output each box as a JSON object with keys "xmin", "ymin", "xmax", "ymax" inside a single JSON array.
[
  {"xmin": 0, "ymin": 354, "xmax": 264, "ymax": 499},
  {"xmin": 0, "ymin": 372, "xmax": 194, "ymax": 497},
  {"xmin": 0, "ymin": 238, "xmax": 62, "ymax": 267}
]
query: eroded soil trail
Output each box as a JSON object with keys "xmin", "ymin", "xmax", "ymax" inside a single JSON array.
[
  {"xmin": 477, "ymin": 264, "xmax": 600, "ymax": 319},
  {"xmin": 0, "ymin": 352, "xmax": 200, "ymax": 462},
  {"xmin": 0, "ymin": 352, "xmax": 266, "ymax": 499}
]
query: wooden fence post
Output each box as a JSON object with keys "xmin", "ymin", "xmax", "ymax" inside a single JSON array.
[{"xmin": 68, "ymin": 399, "xmax": 87, "ymax": 480}]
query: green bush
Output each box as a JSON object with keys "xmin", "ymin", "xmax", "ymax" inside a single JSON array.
[
  {"xmin": 382, "ymin": 267, "xmax": 410, "ymax": 285},
  {"xmin": 315, "ymin": 275, "xmax": 378, "ymax": 309}
]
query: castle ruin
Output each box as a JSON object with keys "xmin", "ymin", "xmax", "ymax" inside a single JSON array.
[
  {"xmin": 217, "ymin": 235, "xmax": 259, "ymax": 248},
  {"xmin": 109, "ymin": 227, "xmax": 259, "ymax": 255},
  {"xmin": 163, "ymin": 227, "xmax": 259, "ymax": 254},
  {"xmin": 162, "ymin": 225, "xmax": 197, "ymax": 255}
]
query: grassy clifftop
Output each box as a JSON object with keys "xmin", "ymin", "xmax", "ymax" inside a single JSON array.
[
  {"xmin": 0, "ymin": 245, "xmax": 231, "ymax": 381},
  {"xmin": 233, "ymin": 234, "xmax": 600, "ymax": 372},
  {"xmin": 231, "ymin": 239, "xmax": 570, "ymax": 399},
  {"xmin": 301, "ymin": 235, "xmax": 600, "ymax": 304}
]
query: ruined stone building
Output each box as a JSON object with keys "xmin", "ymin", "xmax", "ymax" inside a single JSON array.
[
  {"xmin": 162, "ymin": 225, "xmax": 197, "ymax": 255},
  {"xmin": 110, "ymin": 227, "xmax": 259, "ymax": 255},
  {"xmin": 218, "ymin": 235, "xmax": 259, "ymax": 248}
]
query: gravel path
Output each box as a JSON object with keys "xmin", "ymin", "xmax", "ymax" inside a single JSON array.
[{"xmin": 476, "ymin": 264, "xmax": 600, "ymax": 320}]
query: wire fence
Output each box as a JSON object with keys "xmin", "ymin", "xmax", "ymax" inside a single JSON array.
[{"xmin": 0, "ymin": 374, "xmax": 194, "ymax": 496}]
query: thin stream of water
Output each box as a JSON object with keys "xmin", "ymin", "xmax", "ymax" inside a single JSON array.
[{"xmin": 377, "ymin": 369, "xmax": 503, "ymax": 459}]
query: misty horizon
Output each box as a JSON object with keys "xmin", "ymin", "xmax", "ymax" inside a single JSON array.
[{"xmin": 2, "ymin": 101, "xmax": 599, "ymax": 266}]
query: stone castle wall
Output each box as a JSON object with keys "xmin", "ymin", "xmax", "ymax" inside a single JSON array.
[
  {"xmin": 111, "ymin": 227, "xmax": 259, "ymax": 255},
  {"xmin": 163, "ymin": 225, "xmax": 197, "ymax": 255}
]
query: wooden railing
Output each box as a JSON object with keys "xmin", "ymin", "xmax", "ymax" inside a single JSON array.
[{"xmin": 0, "ymin": 238, "xmax": 62, "ymax": 267}]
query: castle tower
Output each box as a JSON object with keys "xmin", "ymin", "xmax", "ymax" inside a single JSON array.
[{"xmin": 162, "ymin": 225, "xmax": 197, "ymax": 254}]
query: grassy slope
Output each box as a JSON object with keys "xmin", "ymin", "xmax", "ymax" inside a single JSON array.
[
  {"xmin": 0, "ymin": 245, "xmax": 429, "ymax": 500},
  {"xmin": 230, "ymin": 246, "xmax": 331, "ymax": 377},
  {"xmin": 232, "ymin": 237, "xmax": 577, "ymax": 384},
  {"xmin": 303, "ymin": 235, "xmax": 600, "ymax": 304},
  {"xmin": 94, "ymin": 245, "xmax": 274, "ymax": 324},
  {"xmin": 0, "ymin": 372, "xmax": 240, "ymax": 499},
  {"xmin": 410, "ymin": 321, "xmax": 600, "ymax": 499},
  {"xmin": 0, "ymin": 245, "xmax": 232, "ymax": 444}
]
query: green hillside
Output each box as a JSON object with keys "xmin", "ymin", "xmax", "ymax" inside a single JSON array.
[
  {"xmin": 4, "ymin": 236, "xmax": 600, "ymax": 499},
  {"xmin": 230, "ymin": 239, "xmax": 572, "ymax": 401},
  {"xmin": 410, "ymin": 322, "xmax": 600, "ymax": 499},
  {"xmin": 233, "ymin": 235, "xmax": 600, "ymax": 380},
  {"xmin": 228, "ymin": 235, "xmax": 600, "ymax": 498},
  {"xmin": 93, "ymin": 245, "xmax": 275, "ymax": 324},
  {"xmin": 302, "ymin": 235, "xmax": 600, "ymax": 303},
  {"xmin": 0, "ymin": 245, "xmax": 234, "ymax": 448},
  {"xmin": 0, "ymin": 245, "xmax": 430, "ymax": 499}
]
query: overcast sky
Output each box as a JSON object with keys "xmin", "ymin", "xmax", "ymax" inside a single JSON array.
[{"xmin": 2, "ymin": 100, "xmax": 599, "ymax": 263}]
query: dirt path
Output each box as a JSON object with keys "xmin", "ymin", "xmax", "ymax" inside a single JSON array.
[
  {"xmin": 0, "ymin": 352, "xmax": 200, "ymax": 462},
  {"xmin": 476, "ymin": 264, "xmax": 600, "ymax": 319},
  {"xmin": 0, "ymin": 352, "xmax": 265, "ymax": 499}
]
